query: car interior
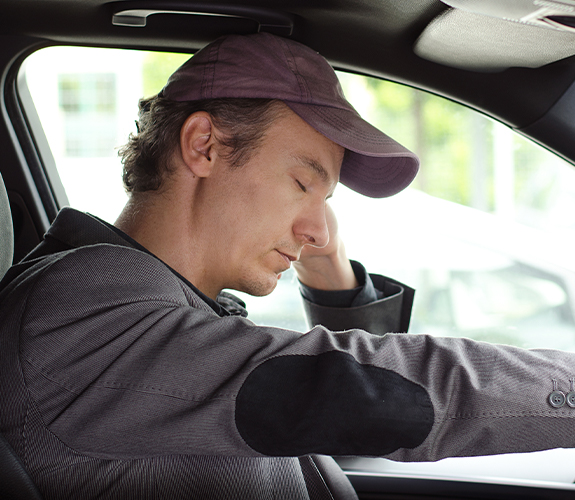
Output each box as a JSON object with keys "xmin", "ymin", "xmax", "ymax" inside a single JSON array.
[{"xmin": 3, "ymin": 0, "xmax": 575, "ymax": 498}]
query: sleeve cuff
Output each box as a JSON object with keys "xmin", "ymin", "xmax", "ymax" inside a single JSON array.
[
  {"xmin": 299, "ymin": 261, "xmax": 415, "ymax": 334},
  {"xmin": 299, "ymin": 260, "xmax": 382, "ymax": 308}
]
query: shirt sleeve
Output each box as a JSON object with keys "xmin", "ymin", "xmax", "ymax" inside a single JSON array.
[
  {"xmin": 16, "ymin": 244, "xmax": 575, "ymax": 465},
  {"xmin": 299, "ymin": 260, "xmax": 415, "ymax": 334},
  {"xmin": 299, "ymin": 260, "xmax": 381, "ymax": 307}
]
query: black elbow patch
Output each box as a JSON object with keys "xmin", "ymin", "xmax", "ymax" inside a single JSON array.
[{"xmin": 235, "ymin": 351, "xmax": 433, "ymax": 456}]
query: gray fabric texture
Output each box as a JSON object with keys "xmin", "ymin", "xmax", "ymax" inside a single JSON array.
[
  {"xmin": 414, "ymin": 8, "xmax": 575, "ymax": 71},
  {"xmin": 1, "ymin": 208, "xmax": 397, "ymax": 499},
  {"xmin": 3, "ymin": 207, "xmax": 575, "ymax": 498}
]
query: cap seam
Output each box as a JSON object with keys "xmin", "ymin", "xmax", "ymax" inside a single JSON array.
[
  {"xmin": 301, "ymin": 104, "xmax": 397, "ymax": 144},
  {"xmin": 342, "ymin": 155, "xmax": 406, "ymax": 185},
  {"xmin": 278, "ymin": 36, "xmax": 309, "ymax": 102},
  {"xmin": 202, "ymin": 40, "xmax": 220, "ymax": 100}
]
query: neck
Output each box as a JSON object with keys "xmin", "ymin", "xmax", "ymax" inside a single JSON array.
[{"xmin": 114, "ymin": 189, "xmax": 222, "ymax": 300}]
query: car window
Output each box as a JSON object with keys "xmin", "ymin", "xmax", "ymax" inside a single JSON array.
[
  {"xmin": 22, "ymin": 45, "xmax": 575, "ymax": 349},
  {"xmin": 20, "ymin": 44, "xmax": 575, "ymax": 487}
]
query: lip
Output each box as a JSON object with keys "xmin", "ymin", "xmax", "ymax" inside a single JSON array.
[{"xmin": 276, "ymin": 250, "xmax": 296, "ymax": 268}]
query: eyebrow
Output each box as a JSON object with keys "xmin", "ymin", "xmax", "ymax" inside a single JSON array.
[{"xmin": 292, "ymin": 154, "xmax": 331, "ymax": 184}]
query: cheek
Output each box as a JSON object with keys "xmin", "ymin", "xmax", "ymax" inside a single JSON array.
[
  {"xmin": 238, "ymin": 191, "xmax": 292, "ymax": 235},
  {"xmin": 213, "ymin": 174, "xmax": 299, "ymax": 250}
]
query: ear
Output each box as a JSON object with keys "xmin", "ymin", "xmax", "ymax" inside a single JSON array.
[{"xmin": 180, "ymin": 112, "xmax": 217, "ymax": 178}]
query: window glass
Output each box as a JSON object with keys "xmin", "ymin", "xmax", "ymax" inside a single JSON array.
[
  {"xmin": 22, "ymin": 46, "xmax": 575, "ymax": 348},
  {"xmin": 59, "ymin": 73, "xmax": 117, "ymax": 157},
  {"xmin": 334, "ymin": 72, "xmax": 575, "ymax": 350},
  {"xmin": 20, "ymin": 44, "xmax": 575, "ymax": 487}
]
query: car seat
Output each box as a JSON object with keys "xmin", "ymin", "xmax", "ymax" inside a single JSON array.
[
  {"xmin": 0, "ymin": 171, "xmax": 43, "ymax": 499},
  {"xmin": 0, "ymin": 172, "xmax": 13, "ymax": 280}
]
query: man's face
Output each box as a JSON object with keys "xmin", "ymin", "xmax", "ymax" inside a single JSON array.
[{"xmin": 200, "ymin": 107, "xmax": 344, "ymax": 297}]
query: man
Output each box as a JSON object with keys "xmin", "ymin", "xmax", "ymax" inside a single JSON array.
[{"xmin": 1, "ymin": 32, "xmax": 575, "ymax": 500}]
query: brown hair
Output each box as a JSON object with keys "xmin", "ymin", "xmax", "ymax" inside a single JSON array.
[{"xmin": 119, "ymin": 95, "xmax": 286, "ymax": 193}]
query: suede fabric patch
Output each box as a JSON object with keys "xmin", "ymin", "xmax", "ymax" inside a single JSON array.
[{"xmin": 236, "ymin": 351, "xmax": 434, "ymax": 456}]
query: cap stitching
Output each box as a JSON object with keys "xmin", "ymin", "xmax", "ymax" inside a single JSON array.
[
  {"xmin": 277, "ymin": 37, "xmax": 309, "ymax": 102},
  {"xmin": 343, "ymin": 154, "xmax": 407, "ymax": 183},
  {"xmin": 202, "ymin": 41, "xmax": 220, "ymax": 100},
  {"xmin": 303, "ymin": 105, "xmax": 397, "ymax": 144}
]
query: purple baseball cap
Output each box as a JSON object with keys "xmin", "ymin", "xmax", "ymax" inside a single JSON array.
[{"xmin": 162, "ymin": 32, "xmax": 419, "ymax": 198}]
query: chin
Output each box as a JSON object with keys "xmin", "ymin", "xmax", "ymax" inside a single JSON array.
[{"xmin": 237, "ymin": 272, "xmax": 280, "ymax": 297}]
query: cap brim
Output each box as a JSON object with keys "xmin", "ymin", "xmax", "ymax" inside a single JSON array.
[{"xmin": 285, "ymin": 102, "xmax": 420, "ymax": 198}]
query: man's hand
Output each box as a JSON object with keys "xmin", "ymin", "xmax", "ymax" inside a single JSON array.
[{"xmin": 293, "ymin": 204, "xmax": 359, "ymax": 291}]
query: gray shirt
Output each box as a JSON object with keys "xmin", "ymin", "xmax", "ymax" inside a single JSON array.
[{"xmin": 2, "ymin": 208, "xmax": 575, "ymax": 499}]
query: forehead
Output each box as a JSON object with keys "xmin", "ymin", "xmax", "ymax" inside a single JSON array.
[{"xmin": 266, "ymin": 107, "xmax": 344, "ymax": 182}]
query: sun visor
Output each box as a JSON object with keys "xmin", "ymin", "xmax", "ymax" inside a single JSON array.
[
  {"xmin": 443, "ymin": 0, "xmax": 575, "ymax": 32},
  {"xmin": 414, "ymin": 0, "xmax": 575, "ymax": 72}
]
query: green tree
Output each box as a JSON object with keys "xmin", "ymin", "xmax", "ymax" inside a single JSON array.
[{"xmin": 142, "ymin": 52, "xmax": 191, "ymax": 98}]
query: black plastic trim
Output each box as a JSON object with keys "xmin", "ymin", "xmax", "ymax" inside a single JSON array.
[
  {"xmin": 346, "ymin": 472, "xmax": 575, "ymax": 500},
  {"xmin": 2, "ymin": 41, "xmax": 58, "ymax": 223},
  {"xmin": 518, "ymin": 76, "xmax": 575, "ymax": 167},
  {"xmin": 0, "ymin": 35, "xmax": 54, "ymax": 258},
  {"xmin": 110, "ymin": 1, "xmax": 294, "ymax": 36}
]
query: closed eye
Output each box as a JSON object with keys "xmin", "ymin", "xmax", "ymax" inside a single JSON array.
[{"xmin": 296, "ymin": 179, "xmax": 307, "ymax": 193}]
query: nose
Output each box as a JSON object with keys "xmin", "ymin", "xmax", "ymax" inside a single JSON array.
[{"xmin": 294, "ymin": 202, "xmax": 330, "ymax": 248}]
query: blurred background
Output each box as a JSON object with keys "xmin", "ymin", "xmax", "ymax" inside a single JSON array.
[{"xmin": 22, "ymin": 46, "xmax": 575, "ymax": 350}]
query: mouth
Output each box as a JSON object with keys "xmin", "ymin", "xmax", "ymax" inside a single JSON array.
[{"xmin": 276, "ymin": 250, "xmax": 296, "ymax": 269}]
